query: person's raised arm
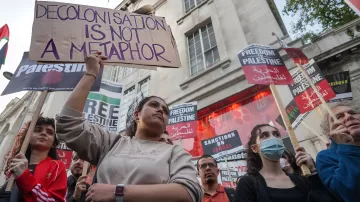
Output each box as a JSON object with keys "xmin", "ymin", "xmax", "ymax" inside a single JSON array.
[
  {"xmin": 56, "ymin": 53, "xmax": 119, "ymax": 165},
  {"xmin": 65, "ymin": 52, "xmax": 107, "ymax": 112}
]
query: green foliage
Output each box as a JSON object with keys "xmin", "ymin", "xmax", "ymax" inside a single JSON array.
[{"xmin": 283, "ymin": 0, "xmax": 358, "ymax": 39}]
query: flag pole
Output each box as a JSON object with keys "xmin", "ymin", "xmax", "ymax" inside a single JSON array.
[
  {"xmin": 269, "ymin": 84, "xmax": 311, "ymax": 176},
  {"xmin": 6, "ymin": 90, "xmax": 49, "ymax": 191},
  {"xmin": 295, "ymin": 64, "xmax": 337, "ymax": 121}
]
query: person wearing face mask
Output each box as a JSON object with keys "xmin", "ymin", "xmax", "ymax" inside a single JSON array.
[
  {"xmin": 67, "ymin": 152, "xmax": 90, "ymax": 202},
  {"xmin": 197, "ymin": 154, "xmax": 235, "ymax": 202},
  {"xmin": 234, "ymin": 124, "xmax": 337, "ymax": 202},
  {"xmin": 56, "ymin": 52, "xmax": 203, "ymax": 202},
  {"xmin": 316, "ymin": 102, "xmax": 360, "ymax": 202}
]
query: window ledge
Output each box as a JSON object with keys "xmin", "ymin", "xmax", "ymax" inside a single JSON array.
[
  {"xmin": 177, "ymin": 0, "xmax": 213, "ymax": 25},
  {"xmin": 180, "ymin": 59, "xmax": 231, "ymax": 90}
]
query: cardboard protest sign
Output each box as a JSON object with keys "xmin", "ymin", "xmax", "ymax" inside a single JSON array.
[
  {"xmin": 201, "ymin": 130, "xmax": 243, "ymax": 159},
  {"xmin": 284, "ymin": 48, "xmax": 309, "ymax": 65},
  {"xmin": 56, "ymin": 142, "xmax": 73, "ymax": 169},
  {"xmin": 345, "ymin": 0, "xmax": 360, "ymax": 15},
  {"xmin": 275, "ymin": 100, "xmax": 310, "ymax": 130},
  {"xmin": 166, "ymin": 102, "xmax": 197, "ymax": 140},
  {"xmin": 237, "ymin": 44, "xmax": 293, "ymax": 85},
  {"xmin": 288, "ymin": 59, "xmax": 335, "ymax": 113},
  {"xmin": 325, "ymin": 71, "xmax": 353, "ymax": 102},
  {"xmin": 30, "ymin": 1, "xmax": 181, "ymax": 69},
  {"xmin": 83, "ymin": 80, "xmax": 123, "ymax": 132},
  {"xmin": 2, "ymin": 52, "xmax": 102, "ymax": 95}
]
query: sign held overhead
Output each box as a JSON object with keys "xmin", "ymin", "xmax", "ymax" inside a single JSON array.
[
  {"xmin": 30, "ymin": 1, "xmax": 181, "ymax": 69},
  {"xmin": 237, "ymin": 44, "xmax": 294, "ymax": 85}
]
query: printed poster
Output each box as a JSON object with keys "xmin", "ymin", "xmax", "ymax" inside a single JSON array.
[
  {"xmin": 288, "ymin": 59, "xmax": 335, "ymax": 113},
  {"xmin": 283, "ymin": 48, "xmax": 309, "ymax": 65},
  {"xmin": 2, "ymin": 52, "xmax": 102, "ymax": 95},
  {"xmin": 345, "ymin": 0, "xmax": 360, "ymax": 16},
  {"xmin": 83, "ymin": 79, "xmax": 123, "ymax": 132},
  {"xmin": 220, "ymin": 169, "xmax": 239, "ymax": 188},
  {"xmin": 166, "ymin": 102, "xmax": 197, "ymax": 140},
  {"xmin": 275, "ymin": 100, "xmax": 310, "ymax": 130},
  {"xmin": 30, "ymin": 1, "xmax": 181, "ymax": 69},
  {"xmin": 56, "ymin": 142, "xmax": 73, "ymax": 169},
  {"xmin": 237, "ymin": 44, "xmax": 294, "ymax": 85},
  {"xmin": 201, "ymin": 130, "xmax": 243, "ymax": 159},
  {"xmin": 325, "ymin": 71, "xmax": 353, "ymax": 102}
]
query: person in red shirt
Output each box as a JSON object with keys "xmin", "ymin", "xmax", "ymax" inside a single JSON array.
[
  {"xmin": 3, "ymin": 117, "xmax": 67, "ymax": 202},
  {"xmin": 197, "ymin": 155, "xmax": 235, "ymax": 202}
]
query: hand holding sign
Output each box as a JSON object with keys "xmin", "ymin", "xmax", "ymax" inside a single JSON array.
[{"xmin": 85, "ymin": 52, "xmax": 107, "ymax": 77}]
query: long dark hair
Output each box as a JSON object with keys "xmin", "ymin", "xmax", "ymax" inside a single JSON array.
[
  {"xmin": 4, "ymin": 117, "xmax": 59, "ymax": 176},
  {"xmin": 125, "ymin": 96, "xmax": 168, "ymax": 138},
  {"xmin": 281, "ymin": 149, "xmax": 301, "ymax": 175},
  {"xmin": 246, "ymin": 124, "xmax": 279, "ymax": 174}
]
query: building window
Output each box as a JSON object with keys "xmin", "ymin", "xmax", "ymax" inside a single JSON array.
[
  {"xmin": 188, "ymin": 22, "xmax": 220, "ymax": 75},
  {"xmin": 184, "ymin": 0, "xmax": 204, "ymax": 13},
  {"xmin": 109, "ymin": 66, "xmax": 136, "ymax": 82},
  {"xmin": 138, "ymin": 77, "xmax": 150, "ymax": 97},
  {"xmin": 118, "ymin": 86, "xmax": 136, "ymax": 131}
]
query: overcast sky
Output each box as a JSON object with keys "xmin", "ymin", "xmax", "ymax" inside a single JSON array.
[{"xmin": 0, "ymin": 0, "xmax": 304, "ymax": 114}]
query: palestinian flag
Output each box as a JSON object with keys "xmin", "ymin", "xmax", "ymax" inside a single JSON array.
[{"xmin": 0, "ymin": 24, "xmax": 10, "ymax": 68}]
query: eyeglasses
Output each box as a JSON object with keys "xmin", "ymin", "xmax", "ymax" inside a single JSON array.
[{"xmin": 199, "ymin": 163, "xmax": 216, "ymax": 170}]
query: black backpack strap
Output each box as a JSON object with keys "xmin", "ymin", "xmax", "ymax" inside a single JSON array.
[
  {"xmin": 92, "ymin": 135, "xmax": 121, "ymax": 184},
  {"xmin": 224, "ymin": 187, "xmax": 236, "ymax": 202}
]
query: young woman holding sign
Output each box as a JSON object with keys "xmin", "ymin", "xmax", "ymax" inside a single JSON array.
[
  {"xmin": 55, "ymin": 52, "xmax": 203, "ymax": 202},
  {"xmin": 234, "ymin": 124, "xmax": 338, "ymax": 202},
  {"xmin": 1, "ymin": 117, "xmax": 67, "ymax": 202}
]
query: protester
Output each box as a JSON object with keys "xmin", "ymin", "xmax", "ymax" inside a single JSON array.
[
  {"xmin": 235, "ymin": 124, "xmax": 336, "ymax": 202},
  {"xmin": 317, "ymin": 102, "xmax": 360, "ymax": 202},
  {"xmin": 1, "ymin": 117, "xmax": 67, "ymax": 202},
  {"xmin": 67, "ymin": 152, "xmax": 90, "ymax": 202},
  {"xmin": 56, "ymin": 52, "xmax": 203, "ymax": 202},
  {"xmin": 197, "ymin": 154, "xmax": 235, "ymax": 202}
]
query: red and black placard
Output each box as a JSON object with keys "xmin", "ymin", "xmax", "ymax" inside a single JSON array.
[
  {"xmin": 238, "ymin": 44, "xmax": 294, "ymax": 85},
  {"xmin": 56, "ymin": 142, "xmax": 73, "ymax": 169},
  {"xmin": 288, "ymin": 60, "xmax": 335, "ymax": 113},
  {"xmin": 201, "ymin": 130, "xmax": 243, "ymax": 159}
]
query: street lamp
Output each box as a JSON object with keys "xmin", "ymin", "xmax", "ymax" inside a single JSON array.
[{"xmin": 3, "ymin": 71, "xmax": 13, "ymax": 80}]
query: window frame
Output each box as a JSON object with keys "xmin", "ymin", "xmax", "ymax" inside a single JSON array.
[
  {"xmin": 187, "ymin": 22, "xmax": 219, "ymax": 76},
  {"xmin": 184, "ymin": 0, "xmax": 204, "ymax": 13}
]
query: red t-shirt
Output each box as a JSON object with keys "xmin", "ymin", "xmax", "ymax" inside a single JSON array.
[{"xmin": 203, "ymin": 184, "xmax": 230, "ymax": 202}]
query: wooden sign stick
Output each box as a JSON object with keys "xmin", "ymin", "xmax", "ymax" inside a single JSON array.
[
  {"xmin": 6, "ymin": 91, "xmax": 49, "ymax": 191},
  {"xmin": 296, "ymin": 64, "xmax": 337, "ymax": 121},
  {"xmin": 269, "ymin": 84, "xmax": 311, "ymax": 176},
  {"xmin": 82, "ymin": 161, "xmax": 90, "ymax": 176}
]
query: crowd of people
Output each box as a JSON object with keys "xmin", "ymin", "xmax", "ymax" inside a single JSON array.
[{"xmin": 0, "ymin": 53, "xmax": 359, "ymax": 202}]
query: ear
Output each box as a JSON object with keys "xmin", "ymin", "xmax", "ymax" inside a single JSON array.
[
  {"xmin": 251, "ymin": 144, "xmax": 260, "ymax": 153},
  {"xmin": 134, "ymin": 110, "xmax": 140, "ymax": 122},
  {"xmin": 216, "ymin": 168, "xmax": 220, "ymax": 176}
]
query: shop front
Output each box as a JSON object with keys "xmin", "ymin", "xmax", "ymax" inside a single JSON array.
[{"xmin": 182, "ymin": 85, "xmax": 296, "ymax": 187}]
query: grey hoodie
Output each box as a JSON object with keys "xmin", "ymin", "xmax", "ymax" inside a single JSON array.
[{"xmin": 55, "ymin": 106, "xmax": 203, "ymax": 202}]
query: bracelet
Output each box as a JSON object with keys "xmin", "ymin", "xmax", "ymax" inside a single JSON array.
[{"xmin": 84, "ymin": 72, "xmax": 96, "ymax": 80}]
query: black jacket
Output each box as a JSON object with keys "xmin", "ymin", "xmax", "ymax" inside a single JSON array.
[
  {"xmin": 234, "ymin": 172, "xmax": 339, "ymax": 202},
  {"xmin": 67, "ymin": 175, "xmax": 89, "ymax": 202}
]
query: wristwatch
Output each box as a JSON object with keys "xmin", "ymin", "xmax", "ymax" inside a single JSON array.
[{"xmin": 114, "ymin": 184, "xmax": 125, "ymax": 202}]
